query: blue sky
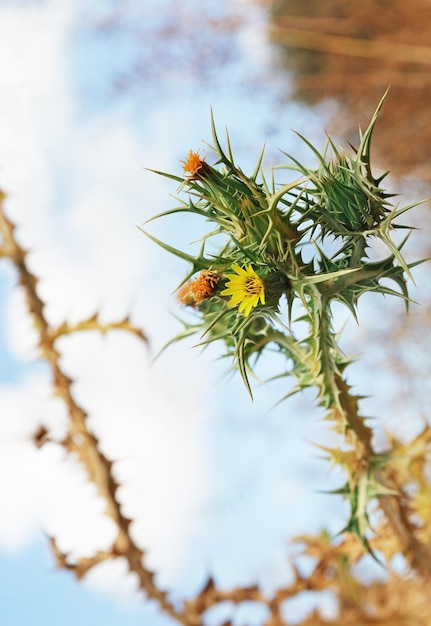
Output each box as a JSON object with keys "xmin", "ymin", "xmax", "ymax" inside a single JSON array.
[
  {"xmin": 0, "ymin": 541, "xmax": 166, "ymax": 626},
  {"xmin": 0, "ymin": 1, "xmax": 422, "ymax": 624}
]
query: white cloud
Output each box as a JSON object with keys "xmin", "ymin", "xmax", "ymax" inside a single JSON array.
[{"xmin": 0, "ymin": 373, "xmax": 67, "ymax": 549}]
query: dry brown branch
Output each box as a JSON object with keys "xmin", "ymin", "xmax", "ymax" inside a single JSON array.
[
  {"xmin": 47, "ymin": 536, "xmax": 113, "ymax": 580},
  {"xmin": 269, "ymin": 27, "xmax": 431, "ymax": 66},
  {"xmin": 0, "ymin": 191, "xmax": 191, "ymax": 626},
  {"xmin": 50, "ymin": 313, "xmax": 149, "ymax": 344}
]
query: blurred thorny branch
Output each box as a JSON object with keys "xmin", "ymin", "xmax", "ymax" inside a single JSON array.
[{"xmin": 2, "ymin": 91, "xmax": 431, "ymax": 625}]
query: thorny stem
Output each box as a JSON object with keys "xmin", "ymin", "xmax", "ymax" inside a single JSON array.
[
  {"xmin": 334, "ymin": 371, "xmax": 431, "ymax": 576},
  {"xmin": 0, "ymin": 192, "xmax": 193, "ymax": 626},
  {"xmin": 313, "ymin": 294, "xmax": 431, "ymax": 576}
]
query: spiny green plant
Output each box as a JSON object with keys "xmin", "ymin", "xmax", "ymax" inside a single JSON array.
[{"xmin": 143, "ymin": 91, "xmax": 427, "ymax": 558}]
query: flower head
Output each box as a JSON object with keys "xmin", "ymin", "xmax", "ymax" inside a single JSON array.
[
  {"xmin": 182, "ymin": 150, "xmax": 207, "ymax": 178},
  {"xmin": 177, "ymin": 270, "xmax": 220, "ymax": 306},
  {"xmin": 221, "ymin": 264, "xmax": 265, "ymax": 316}
]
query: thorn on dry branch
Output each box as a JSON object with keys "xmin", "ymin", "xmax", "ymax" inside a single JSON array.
[
  {"xmin": 50, "ymin": 313, "xmax": 149, "ymax": 346},
  {"xmin": 47, "ymin": 535, "xmax": 112, "ymax": 580}
]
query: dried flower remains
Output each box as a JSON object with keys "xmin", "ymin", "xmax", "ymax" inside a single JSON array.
[{"xmin": 177, "ymin": 269, "xmax": 220, "ymax": 306}]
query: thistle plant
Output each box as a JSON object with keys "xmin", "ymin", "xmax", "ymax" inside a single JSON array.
[
  {"xmin": 1, "ymin": 94, "xmax": 431, "ymax": 626},
  {"xmin": 144, "ymin": 93, "xmax": 428, "ymax": 564}
]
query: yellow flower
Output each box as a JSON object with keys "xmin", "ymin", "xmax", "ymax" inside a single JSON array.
[{"xmin": 221, "ymin": 264, "xmax": 265, "ymax": 316}]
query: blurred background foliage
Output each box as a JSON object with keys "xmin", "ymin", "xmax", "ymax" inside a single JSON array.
[{"xmin": 269, "ymin": 0, "xmax": 431, "ymax": 179}]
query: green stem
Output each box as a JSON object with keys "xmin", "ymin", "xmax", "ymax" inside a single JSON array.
[{"xmin": 315, "ymin": 294, "xmax": 431, "ymax": 575}]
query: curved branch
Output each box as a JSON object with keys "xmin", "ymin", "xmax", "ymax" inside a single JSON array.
[{"xmin": 0, "ymin": 192, "xmax": 190, "ymax": 625}]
